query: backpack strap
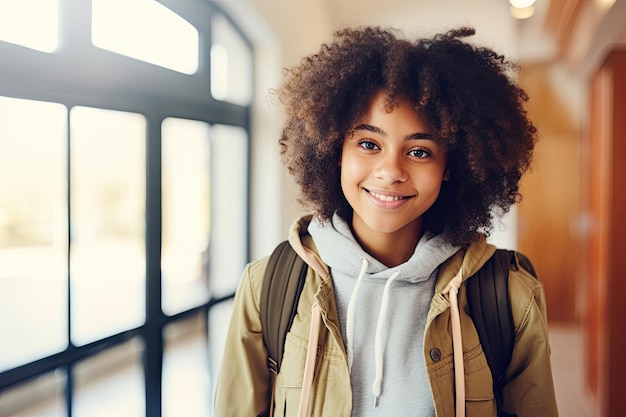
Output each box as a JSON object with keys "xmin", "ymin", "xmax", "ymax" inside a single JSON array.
[
  {"xmin": 466, "ymin": 249, "xmax": 538, "ymax": 417},
  {"xmin": 260, "ymin": 240, "xmax": 308, "ymax": 374},
  {"xmin": 466, "ymin": 249, "xmax": 515, "ymax": 413}
]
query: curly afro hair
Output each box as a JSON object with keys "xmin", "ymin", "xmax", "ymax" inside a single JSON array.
[{"xmin": 276, "ymin": 26, "xmax": 537, "ymax": 247}]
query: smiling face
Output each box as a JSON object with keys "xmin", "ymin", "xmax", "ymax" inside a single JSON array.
[{"xmin": 340, "ymin": 91, "xmax": 449, "ymax": 250}]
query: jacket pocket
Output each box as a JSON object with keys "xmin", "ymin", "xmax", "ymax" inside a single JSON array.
[
  {"xmin": 274, "ymin": 332, "xmax": 351, "ymax": 417},
  {"xmin": 274, "ymin": 333, "xmax": 307, "ymax": 416},
  {"xmin": 464, "ymin": 345, "xmax": 497, "ymax": 417}
]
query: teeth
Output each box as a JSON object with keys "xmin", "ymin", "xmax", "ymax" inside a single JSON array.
[{"xmin": 370, "ymin": 191, "xmax": 403, "ymax": 201}]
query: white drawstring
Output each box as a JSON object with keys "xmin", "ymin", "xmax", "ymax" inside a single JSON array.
[
  {"xmin": 443, "ymin": 269, "xmax": 465, "ymax": 417},
  {"xmin": 345, "ymin": 257, "xmax": 402, "ymax": 407},
  {"xmin": 372, "ymin": 270, "xmax": 401, "ymax": 406},
  {"xmin": 346, "ymin": 257, "xmax": 368, "ymax": 372}
]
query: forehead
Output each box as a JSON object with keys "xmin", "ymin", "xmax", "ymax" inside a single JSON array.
[{"xmin": 356, "ymin": 91, "xmax": 428, "ymax": 132}]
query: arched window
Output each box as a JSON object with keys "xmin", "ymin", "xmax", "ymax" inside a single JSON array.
[{"xmin": 0, "ymin": 1, "xmax": 251, "ymax": 416}]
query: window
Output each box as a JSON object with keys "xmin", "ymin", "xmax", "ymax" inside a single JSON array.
[
  {"xmin": 70, "ymin": 107, "xmax": 147, "ymax": 346},
  {"xmin": 210, "ymin": 14, "xmax": 253, "ymax": 105},
  {"xmin": 91, "ymin": 0, "xmax": 199, "ymax": 74},
  {"xmin": 0, "ymin": 97, "xmax": 67, "ymax": 372},
  {"xmin": 0, "ymin": 0, "xmax": 60, "ymax": 53},
  {"xmin": 206, "ymin": 124, "xmax": 249, "ymax": 297},
  {"xmin": 161, "ymin": 118, "xmax": 211, "ymax": 316},
  {"xmin": 0, "ymin": 1, "xmax": 252, "ymax": 416}
]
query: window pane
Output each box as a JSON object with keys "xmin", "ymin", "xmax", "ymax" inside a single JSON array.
[
  {"xmin": 207, "ymin": 125, "xmax": 248, "ymax": 297},
  {"xmin": 161, "ymin": 118, "xmax": 211, "ymax": 316},
  {"xmin": 0, "ymin": 370, "xmax": 66, "ymax": 416},
  {"xmin": 0, "ymin": 0, "xmax": 60, "ymax": 53},
  {"xmin": 73, "ymin": 338, "xmax": 145, "ymax": 417},
  {"xmin": 163, "ymin": 317, "xmax": 210, "ymax": 417},
  {"xmin": 0, "ymin": 97, "xmax": 68, "ymax": 372},
  {"xmin": 208, "ymin": 299, "xmax": 233, "ymax": 408},
  {"xmin": 69, "ymin": 107, "xmax": 146, "ymax": 346},
  {"xmin": 210, "ymin": 14, "xmax": 253, "ymax": 105},
  {"xmin": 92, "ymin": 0, "xmax": 199, "ymax": 74}
]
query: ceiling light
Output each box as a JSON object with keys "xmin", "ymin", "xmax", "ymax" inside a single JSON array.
[
  {"xmin": 509, "ymin": 0, "xmax": 536, "ymax": 7},
  {"xmin": 510, "ymin": 5, "xmax": 535, "ymax": 19}
]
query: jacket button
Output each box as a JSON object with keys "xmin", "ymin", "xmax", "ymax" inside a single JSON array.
[{"xmin": 430, "ymin": 348, "xmax": 442, "ymax": 362}]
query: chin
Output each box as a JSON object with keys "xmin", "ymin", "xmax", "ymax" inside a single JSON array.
[{"xmin": 362, "ymin": 217, "xmax": 416, "ymax": 235}]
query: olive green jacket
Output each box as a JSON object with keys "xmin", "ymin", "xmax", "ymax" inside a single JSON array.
[{"xmin": 214, "ymin": 216, "xmax": 559, "ymax": 417}]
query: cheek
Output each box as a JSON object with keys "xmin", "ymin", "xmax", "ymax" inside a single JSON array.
[
  {"xmin": 429, "ymin": 175, "xmax": 447, "ymax": 199},
  {"xmin": 415, "ymin": 168, "xmax": 446, "ymax": 196},
  {"xmin": 339, "ymin": 155, "xmax": 365, "ymax": 194},
  {"xmin": 339, "ymin": 163, "xmax": 351, "ymax": 193},
  {"xmin": 339, "ymin": 155, "xmax": 364, "ymax": 181}
]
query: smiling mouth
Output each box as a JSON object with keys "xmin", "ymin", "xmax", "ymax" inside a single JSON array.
[{"xmin": 365, "ymin": 188, "xmax": 413, "ymax": 202}]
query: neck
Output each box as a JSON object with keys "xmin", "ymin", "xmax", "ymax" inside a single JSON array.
[{"xmin": 351, "ymin": 218, "xmax": 423, "ymax": 268}]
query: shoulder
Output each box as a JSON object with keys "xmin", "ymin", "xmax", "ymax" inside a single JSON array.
[
  {"xmin": 241, "ymin": 238, "xmax": 328, "ymax": 309},
  {"xmin": 237, "ymin": 255, "xmax": 271, "ymax": 310},
  {"xmin": 507, "ymin": 255, "xmax": 548, "ymax": 332},
  {"xmin": 436, "ymin": 234, "xmax": 495, "ymax": 290}
]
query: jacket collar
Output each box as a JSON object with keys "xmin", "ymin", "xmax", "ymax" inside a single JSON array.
[
  {"xmin": 435, "ymin": 235, "xmax": 496, "ymax": 291},
  {"xmin": 426, "ymin": 236, "xmax": 496, "ymax": 326}
]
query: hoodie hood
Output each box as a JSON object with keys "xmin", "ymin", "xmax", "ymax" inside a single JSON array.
[{"xmin": 308, "ymin": 213, "xmax": 460, "ymax": 284}]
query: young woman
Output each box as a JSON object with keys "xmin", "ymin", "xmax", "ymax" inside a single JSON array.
[{"xmin": 214, "ymin": 26, "xmax": 558, "ymax": 417}]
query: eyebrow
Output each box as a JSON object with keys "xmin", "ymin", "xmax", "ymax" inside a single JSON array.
[{"xmin": 353, "ymin": 123, "xmax": 433, "ymax": 141}]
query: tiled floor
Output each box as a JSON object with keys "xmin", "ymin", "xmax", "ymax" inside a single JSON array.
[{"xmin": 549, "ymin": 324, "xmax": 595, "ymax": 417}]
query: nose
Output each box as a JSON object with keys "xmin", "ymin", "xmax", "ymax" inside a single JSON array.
[{"xmin": 373, "ymin": 152, "xmax": 408, "ymax": 183}]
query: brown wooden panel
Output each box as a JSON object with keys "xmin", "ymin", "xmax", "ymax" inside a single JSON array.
[
  {"xmin": 586, "ymin": 61, "xmax": 611, "ymax": 411},
  {"xmin": 517, "ymin": 65, "xmax": 581, "ymax": 324},
  {"xmin": 605, "ymin": 50, "xmax": 626, "ymax": 417},
  {"xmin": 518, "ymin": 137, "xmax": 580, "ymax": 323},
  {"xmin": 585, "ymin": 49, "xmax": 626, "ymax": 417}
]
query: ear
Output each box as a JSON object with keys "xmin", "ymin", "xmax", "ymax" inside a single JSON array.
[{"xmin": 443, "ymin": 169, "xmax": 450, "ymax": 181}]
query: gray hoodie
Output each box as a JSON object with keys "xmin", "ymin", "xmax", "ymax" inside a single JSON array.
[{"xmin": 308, "ymin": 213, "xmax": 460, "ymax": 417}]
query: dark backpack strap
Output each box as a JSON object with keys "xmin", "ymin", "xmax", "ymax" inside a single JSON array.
[
  {"xmin": 466, "ymin": 249, "xmax": 516, "ymax": 416},
  {"xmin": 515, "ymin": 251, "xmax": 536, "ymax": 276},
  {"xmin": 467, "ymin": 249, "xmax": 538, "ymax": 417},
  {"xmin": 260, "ymin": 240, "xmax": 308, "ymax": 374}
]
